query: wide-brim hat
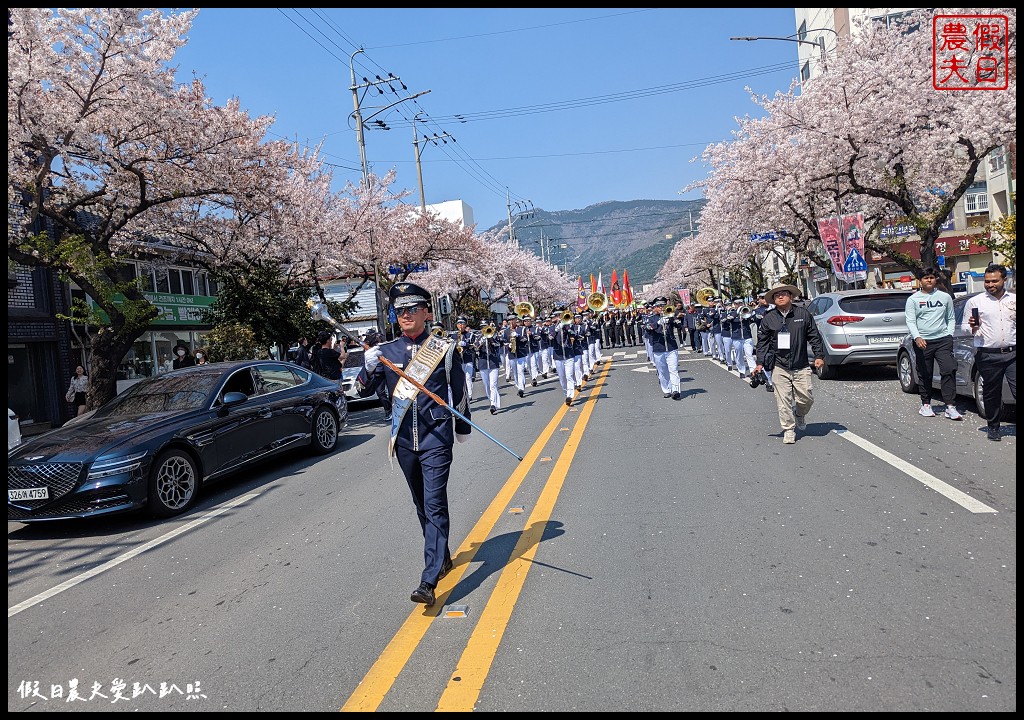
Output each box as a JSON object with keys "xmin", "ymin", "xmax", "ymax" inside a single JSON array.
[
  {"xmin": 389, "ymin": 281, "xmax": 432, "ymax": 309},
  {"xmin": 766, "ymin": 283, "xmax": 800, "ymax": 303},
  {"xmin": 173, "ymin": 342, "xmax": 190, "ymax": 354}
]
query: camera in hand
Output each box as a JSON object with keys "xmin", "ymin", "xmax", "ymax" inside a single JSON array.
[{"xmin": 749, "ymin": 368, "xmax": 772, "ymax": 389}]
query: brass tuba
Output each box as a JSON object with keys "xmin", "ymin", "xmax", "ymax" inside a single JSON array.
[
  {"xmin": 586, "ymin": 291, "xmax": 608, "ymax": 313},
  {"xmin": 560, "ymin": 309, "xmax": 574, "ymax": 326},
  {"xmin": 663, "ymin": 305, "xmax": 677, "ymax": 318},
  {"xmin": 695, "ymin": 287, "xmax": 717, "ymax": 307},
  {"xmin": 515, "ymin": 301, "xmax": 535, "ymax": 319},
  {"xmin": 481, "ymin": 324, "xmax": 496, "ymax": 339}
]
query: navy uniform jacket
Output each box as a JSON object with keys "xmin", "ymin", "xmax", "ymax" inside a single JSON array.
[
  {"xmin": 357, "ymin": 330, "xmax": 471, "ymax": 451},
  {"xmin": 646, "ymin": 316, "xmax": 679, "ymax": 352},
  {"xmin": 476, "ymin": 335, "xmax": 503, "ymax": 370},
  {"xmin": 451, "ymin": 329, "xmax": 477, "ymax": 364}
]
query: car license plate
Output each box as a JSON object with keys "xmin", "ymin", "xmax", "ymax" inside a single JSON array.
[
  {"xmin": 9, "ymin": 487, "xmax": 49, "ymax": 501},
  {"xmin": 867, "ymin": 335, "xmax": 904, "ymax": 344}
]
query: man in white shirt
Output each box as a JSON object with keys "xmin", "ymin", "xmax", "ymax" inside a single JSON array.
[{"xmin": 962, "ymin": 263, "xmax": 1016, "ymax": 441}]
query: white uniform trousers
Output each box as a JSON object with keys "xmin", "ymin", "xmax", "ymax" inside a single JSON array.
[
  {"xmin": 714, "ymin": 332, "xmax": 726, "ymax": 360},
  {"xmin": 554, "ymin": 358, "xmax": 576, "ymax": 399},
  {"xmin": 513, "ymin": 356, "xmax": 529, "ymax": 392},
  {"xmin": 738, "ymin": 338, "xmax": 754, "ymax": 376},
  {"xmin": 480, "ymin": 366, "xmax": 500, "ymax": 409},
  {"xmin": 701, "ymin": 331, "xmax": 713, "ymax": 355},
  {"xmin": 528, "ymin": 352, "xmax": 540, "ymax": 380},
  {"xmin": 587, "ymin": 341, "xmax": 598, "ymax": 372},
  {"xmin": 594, "ymin": 337, "xmax": 603, "ymax": 363},
  {"xmin": 502, "ymin": 349, "xmax": 512, "ymax": 381},
  {"xmin": 573, "ymin": 355, "xmax": 586, "ymax": 386},
  {"xmin": 722, "ymin": 336, "xmax": 734, "ymax": 368},
  {"xmin": 460, "ymin": 361, "xmax": 475, "ymax": 400},
  {"xmin": 542, "ymin": 347, "xmax": 554, "ymax": 375},
  {"xmin": 653, "ymin": 348, "xmax": 680, "ymax": 394}
]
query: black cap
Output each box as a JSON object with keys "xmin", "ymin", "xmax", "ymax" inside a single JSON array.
[
  {"xmin": 456, "ymin": 316, "xmax": 468, "ymax": 324},
  {"xmin": 389, "ymin": 282, "xmax": 432, "ymax": 310}
]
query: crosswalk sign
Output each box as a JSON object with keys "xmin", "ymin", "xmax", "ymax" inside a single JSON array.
[{"xmin": 843, "ymin": 247, "xmax": 867, "ymax": 273}]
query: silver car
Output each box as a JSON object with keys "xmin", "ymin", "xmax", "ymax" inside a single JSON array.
[
  {"xmin": 896, "ymin": 292, "xmax": 1016, "ymax": 420},
  {"xmin": 805, "ymin": 289, "xmax": 915, "ymax": 379}
]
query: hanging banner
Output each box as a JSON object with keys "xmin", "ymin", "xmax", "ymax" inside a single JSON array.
[
  {"xmin": 840, "ymin": 213, "xmax": 868, "ymax": 282},
  {"xmin": 576, "ymin": 276, "xmax": 587, "ymax": 310},
  {"xmin": 817, "ymin": 214, "xmax": 867, "ymax": 283},
  {"xmin": 677, "ymin": 288, "xmax": 692, "ymax": 306}
]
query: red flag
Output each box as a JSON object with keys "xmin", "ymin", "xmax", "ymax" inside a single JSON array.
[
  {"xmin": 577, "ymin": 275, "xmax": 587, "ymax": 309},
  {"xmin": 590, "ymin": 274, "xmax": 597, "ymax": 294},
  {"xmin": 623, "ymin": 270, "xmax": 633, "ymax": 306},
  {"xmin": 611, "ymin": 270, "xmax": 622, "ymax": 307}
]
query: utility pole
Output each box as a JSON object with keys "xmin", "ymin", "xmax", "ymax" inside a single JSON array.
[
  {"xmin": 505, "ymin": 192, "xmax": 534, "ymax": 246},
  {"xmin": 349, "ymin": 47, "xmax": 430, "ymax": 333},
  {"xmin": 412, "ymin": 112, "xmax": 453, "ymax": 214}
]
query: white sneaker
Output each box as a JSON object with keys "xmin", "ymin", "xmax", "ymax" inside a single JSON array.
[
  {"xmin": 944, "ymin": 407, "xmax": 963, "ymax": 421},
  {"xmin": 919, "ymin": 404, "xmax": 936, "ymax": 417},
  {"xmin": 783, "ymin": 431, "xmax": 796, "ymax": 444},
  {"xmin": 795, "ymin": 414, "xmax": 807, "ymax": 431}
]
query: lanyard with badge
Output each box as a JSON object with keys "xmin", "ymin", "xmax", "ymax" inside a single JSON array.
[{"xmin": 777, "ymin": 317, "xmax": 791, "ymax": 351}]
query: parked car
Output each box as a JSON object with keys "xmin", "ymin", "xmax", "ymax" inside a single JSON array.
[
  {"xmin": 896, "ymin": 292, "xmax": 1016, "ymax": 420},
  {"xmin": 8, "ymin": 360, "xmax": 347, "ymax": 523},
  {"xmin": 340, "ymin": 347, "xmax": 376, "ymax": 406},
  {"xmin": 949, "ymin": 282, "xmax": 969, "ymax": 298},
  {"xmin": 8, "ymin": 408, "xmax": 21, "ymax": 452},
  {"xmin": 805, "ymin": 289, "xmax": 915, "ymax": 379}
]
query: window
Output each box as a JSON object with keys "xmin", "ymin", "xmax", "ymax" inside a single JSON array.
[
  {"xmin": 181, "ymin": 268, "xmax": 195, "ymax": 295},
  {"xmin": 168, "ymin": 268, "xmax": 183, "ymax": 294},
  {"xmin": 800, "ymin": 62, "xmax": 811, "ymax": 83},
  {"xmin": 155, "ymin": 270, "xmax": 170, "ymax": 293},
  {"xmin": 797, "ymin": 20, "xmax": 807, "ymax": 41},
  {"xmin": 989, "ymin": 149, "xmax": 1006, "ymax": 172},
  {"xmin": 965, "ymin": 191, "xmax": 989, "ymax": 214},
  {"xmin": 255, "ymin": 364, "xmax": 302, "ymax": 394},
  {"xmin": 138, "ymin": 265, "xmax": 155, "ymax": 292}
]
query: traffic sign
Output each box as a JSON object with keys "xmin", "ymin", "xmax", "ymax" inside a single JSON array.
[
  {"xmin": 937, "ymin": 255, "xmax": 945, "ymax": 267},
  {"xmin": 387, "ymin": 306, "xmax": 397, "ymax": 324},
  {"xmin": 843, "ymin": 247, "xmax": 867, "ymax": 273}
]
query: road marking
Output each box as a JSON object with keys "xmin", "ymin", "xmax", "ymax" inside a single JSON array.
[
  {"xmin": 7, "ymin": 492, "xmax": 262, "ymax": 618},
  {"xmin": 339, "ymin": 368, "xmax": 591, "ymax": 711},
  {"xmin": 436, "ymin": 361, "xmax": 610, "ymax": 712},
  {"xmin": 833, "ymin": 429, "xmax": 997, "ymax": 514}
]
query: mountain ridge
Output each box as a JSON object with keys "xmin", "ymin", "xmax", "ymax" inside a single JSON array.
[{"xmin": 485, "ymin": 198, "xmax": 704, "ymax": 287}]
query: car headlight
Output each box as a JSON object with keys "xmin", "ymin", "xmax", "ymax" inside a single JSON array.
[{"xmin": 88, "ymin": 451, "xmax": 148, "ymax": 480}]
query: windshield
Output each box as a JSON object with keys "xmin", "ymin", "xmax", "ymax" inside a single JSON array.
[{"xmin": 96, "ymin": 372, "xmax": 221, "ymax": 416}]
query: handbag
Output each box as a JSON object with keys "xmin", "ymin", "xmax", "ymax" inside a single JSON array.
[{"xmin": 65, "ymin": 387, "xmax": 76, "ymax": 403}]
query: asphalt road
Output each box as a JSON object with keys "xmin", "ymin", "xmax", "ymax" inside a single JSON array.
[{"xmin": 8, "ymin": 347, "xmax": 1016, "ymax": 711}]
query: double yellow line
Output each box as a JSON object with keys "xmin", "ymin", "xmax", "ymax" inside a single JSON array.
[{"xmin": 341, "ymin": 361, "xmax": 611, "ymax": 712}]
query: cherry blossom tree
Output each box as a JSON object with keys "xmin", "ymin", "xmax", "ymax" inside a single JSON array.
[
  {"xmin": 664, "ymin": 7, "xmax": 1016, "ymax": 293},
  {"xmin": 8, "ymin": 8, "xmax": 333, "ymax": 406}
]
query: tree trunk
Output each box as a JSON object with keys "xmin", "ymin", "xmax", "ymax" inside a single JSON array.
[{"xmin": 88, "ymin": 331, "xmax": 134, "ymax": 408}]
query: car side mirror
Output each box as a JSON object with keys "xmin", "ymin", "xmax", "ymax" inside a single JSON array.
[{"xmin": 221, "ymin": 391, "xmax": 248, "ymax": 407}]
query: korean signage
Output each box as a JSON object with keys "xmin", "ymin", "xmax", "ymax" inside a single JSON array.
[
  {"xmin": 91, "ymin": 293, "xmax": 216, "ymax": 326},
  {"xmin": 879, "ymin": 214, "xmax": 955, "ymax": 239},
  {"xmin": 932, "ymin": 14, "xmax": 1009, "ymax": 90}
]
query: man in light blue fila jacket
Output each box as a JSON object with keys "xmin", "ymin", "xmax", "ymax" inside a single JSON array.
[{"xmin": 905, "ymin": 267, "xmax": 961, "ymax": 420}]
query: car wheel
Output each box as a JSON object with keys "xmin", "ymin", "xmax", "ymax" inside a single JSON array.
[
  {"xmin": 896, "ymin": 350, "xmax": 918, "ymax": 393},
  {"xmin": 148, "ymin": 449, "xmax": 199, "ymax": 518},
  {"xmin": 814, "ymin": 355, "xmax": 839, "ymax": 380},
  {"xmin": 310, "ymin": 406, "xmax": 339, "ymax": 454}
]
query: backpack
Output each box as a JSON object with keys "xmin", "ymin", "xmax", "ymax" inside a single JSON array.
[{"xmin": 310, "ymin": 347, "xmax": 324, "ymax": 376}]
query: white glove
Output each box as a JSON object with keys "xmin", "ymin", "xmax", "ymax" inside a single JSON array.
[
  {"xmin": 456, "ymin": 433, "xmax": 470, "ymax": 444},
  {"xmin": 364, "ymin": 345, "xmax": 382, "ymax": 372},
  {"xmin": 458, "ymin": 340, "xmax": 466, "ymax": 348}
]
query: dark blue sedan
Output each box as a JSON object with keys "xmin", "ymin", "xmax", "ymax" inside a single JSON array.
[{"xmin": 8, "ymin": 360, "xmax": 347, "ymax": 522}]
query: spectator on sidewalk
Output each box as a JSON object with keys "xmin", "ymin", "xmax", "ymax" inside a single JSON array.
[{"xmin": 962, "ymin": 263, "xmax": 1016, "ymax": 441}]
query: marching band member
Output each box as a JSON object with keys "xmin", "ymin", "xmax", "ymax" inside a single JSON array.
[
  {"xmin": 451, "ymin": 316, "xmax": 477, "ymax": 402},
  {"xmin": 548, "ymin": 311, "xmax": 579, "ymax": 406},
  {"xmin": 711, "ymin": 298, "xmax": 726, "ymax": 363},
  {"xmin": 476, "ymin": 319, "xmax": 504, "ymax": 414},
  {"xmin": 523, "ymin": 316, "xmax": 541, "ymax": 387},
  {"xmin": 734, "ymin": 298, "xmax": 757, "ymax": 378},
  {"xmin": 752, "ymin": 293, "xmax": 775, "ymax": 391},
  {"xmin": 646, "ymin": 298, "xmax": 682, "ymax": 399},
  {"xmin": 722, "ymin": 302, "xmax": 737, "ymax": 371},
  {"xmin": 570, "ymin": 312, "xmax": 587, "ymax": 390},
  {"xmin": 513, "ymin": 316, "xmax": 532, "ymax": 397}
]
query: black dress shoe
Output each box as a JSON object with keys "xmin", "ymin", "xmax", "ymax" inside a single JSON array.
[
  {"xmin": 565, "ymin": 397, "xmax": 571, "ymax": 406},
  {"xmin": 518, "ymin": 389, "xmax": 524, "ymax": 398},
  {"xmin": 532, "ymin": 378, "xmax": 537, "ymax": 387},
  {"xmin": 672, "ymin": 391, "xmax": 680, "ymax": 400},
  {"xmin": 664, "ymin": 392, "xmax": 672, "ymax": 398},
  {"xmin": 439, "ymin": 557, "xmax": 454, "ymax": 580},
  {"xmin": 410, "ymin": 581, "xmax": 436, "ymax": 606},
  {"xmin": 490, "ymin": 405, "xmax": 497, "ymax": 415},
  {"xmin": 986, "ymin": 427, "xmax": 1002, "ymax": 441}
]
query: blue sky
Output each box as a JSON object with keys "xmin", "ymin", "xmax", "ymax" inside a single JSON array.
[{"xmin": 173, "ymin": 8, "xmax": 802, "ymax": 233}]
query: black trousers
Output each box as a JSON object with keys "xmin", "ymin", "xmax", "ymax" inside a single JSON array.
[
  {"xmin": 912, "ymin": 335, "xmax": 957, "ymax": 405},
  {"xmin": 396, "ymin": 444, "xmax": 454, "ymax": 586},
  {"xmin": 975, "ymin": 349, "xmax": 1016, "ymax": 427}
]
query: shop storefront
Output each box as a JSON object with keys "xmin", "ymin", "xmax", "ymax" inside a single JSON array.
[{"xmin": 866, "ymin": 233, "xmax": 997, "ymax": 291}]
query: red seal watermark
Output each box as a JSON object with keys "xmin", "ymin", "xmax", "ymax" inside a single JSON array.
[{"xmin": 932, "ymin": 14, "xmax": 1009, "ymax": 90}]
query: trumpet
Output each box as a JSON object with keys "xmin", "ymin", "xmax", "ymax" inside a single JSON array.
[
  {"xmin": 739, "ymin": 306, "xmax": 753, "ymax": 320},
  {"xmin": 515, "ymin": 301, "xmax": 535, "ymax": 319}
]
